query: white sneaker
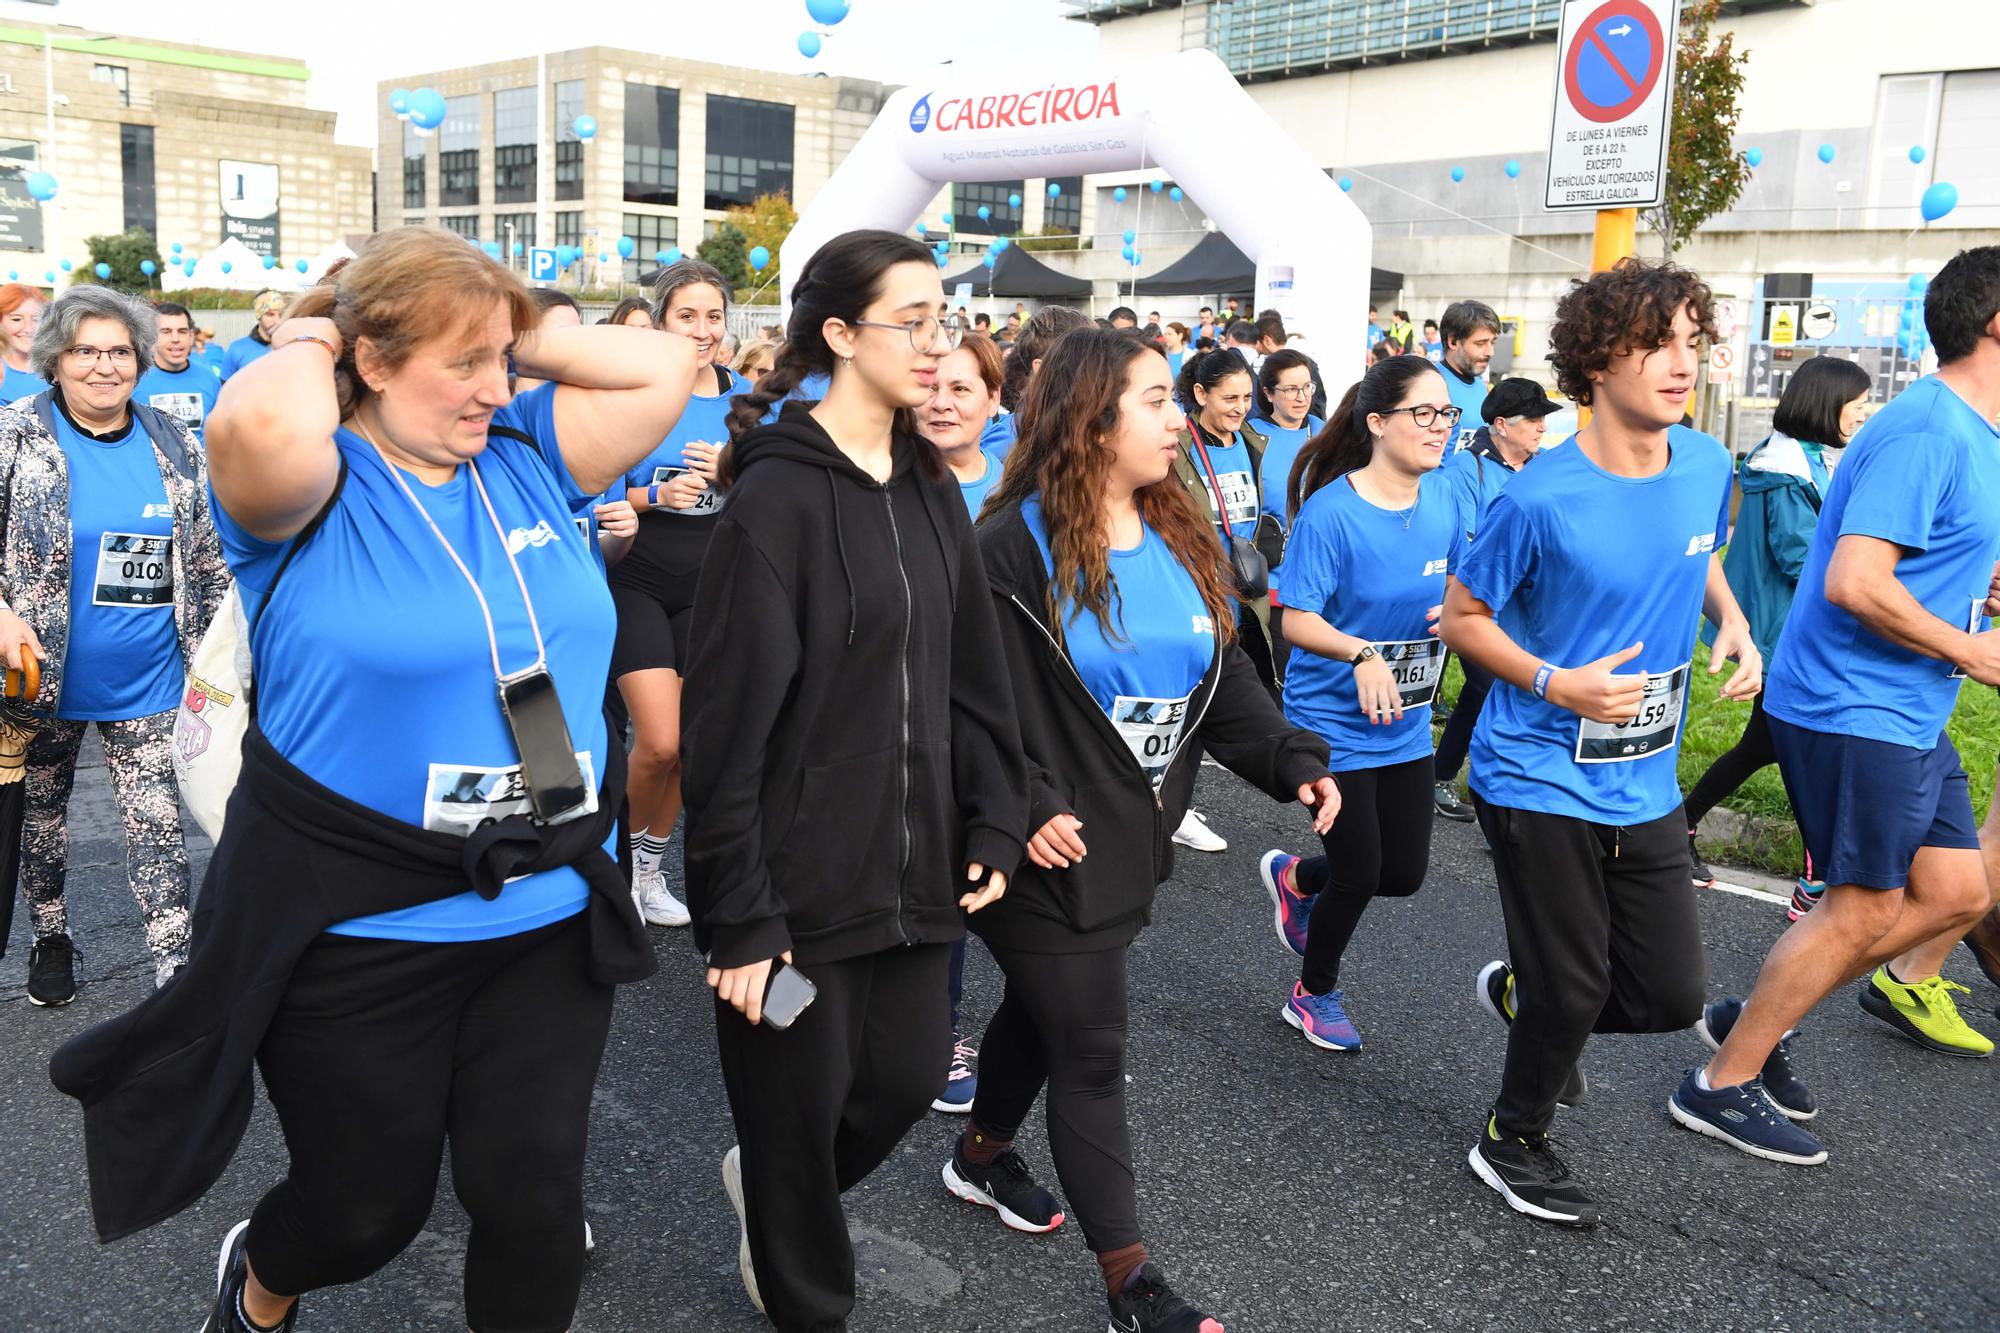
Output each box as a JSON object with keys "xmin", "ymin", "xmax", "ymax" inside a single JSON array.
[
  {"xmin": 583, "ymin": 1219, "xmax": 594, "ymax": 1252},
  {"xmin": 722, "ymin": 1145, "xmax": 764, "ymax": 1313},
  {"xmin": 634, "ymin": 869, "xmax": 691, "ymax": 927},
  {"xmin": 1172, "ymin": 809, "xmax": 1227, "ymax": 853}
]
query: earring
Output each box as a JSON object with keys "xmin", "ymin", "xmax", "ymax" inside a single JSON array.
[{"xmin": 842, "ymin": 356, "xmax": 852, "ymax": 369}]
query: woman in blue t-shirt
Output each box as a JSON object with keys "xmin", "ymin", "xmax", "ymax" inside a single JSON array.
[
  {"xmin": 1261, "ymin": 355, "xmax": 1468, "ymax": 1053},
  {"xmin": 189, "ymin": 227, "xmax": 698, "ymax": 1333},
  {"xmin": 0, "ymin": 282, "xmax": 46, "ymax": 403},
  {"xmin": 959, "ymin": 327, "xmax": 1338, "ymax": 1333},
  {"xmin": 1248, "ymin": 347, "xmax": 1325, "ymax": 681},
  {"xmin": 610, "ymin": 258, "xmax": 744, "ymax": 929}
]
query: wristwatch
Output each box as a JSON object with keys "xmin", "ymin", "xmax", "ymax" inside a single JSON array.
[{"xmin": 1350, "ymin": 645, "xmax": 1379, "ymax": 666}]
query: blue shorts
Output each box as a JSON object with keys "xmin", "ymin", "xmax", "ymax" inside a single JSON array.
[{"xmin": 1767, "ymin": 716, "xmax": 1978, "ymax": 891}]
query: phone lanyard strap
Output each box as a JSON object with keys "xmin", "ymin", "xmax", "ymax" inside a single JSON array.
[
  {"xmin": 1188, "ymin": 424, "xmax": 1234, "ymax": 540},
  {"xmin": 357, "ymin": 423, "xmax": 550, "ymax": 683}
]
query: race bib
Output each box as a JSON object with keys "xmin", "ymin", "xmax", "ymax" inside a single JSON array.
[
  {"xmin": 1575, "ymin": 664, "xmax": 1689, "ymax": 764},
  {"xmin": 1213, "ymin": 468, "xmax": 1257, "ymax": 532},
  {"xmin": 652, "ymin": 464, "xmax": 721, "ymax": 515},
  {"xmin": 1949, "ymin": 595, "xmax": 1986, "ymax": 680},
  {"xmin": 1376, "ymin": 638, "xmax": 1446, "ymax": 709},
  {"xmin": 424, "ymin": 751, "xmax": 599, "ymax": 835},
  {"xmin": 147, "ymin": 391, "xmax": 206, "ymax": 431},
  {"xmin": 93, "ymin": 532, "xmax": 173, "ymax": 607},
  {"xmin": 1112, "ymin": 692, "xmax": 1194, "ymax": 789}
]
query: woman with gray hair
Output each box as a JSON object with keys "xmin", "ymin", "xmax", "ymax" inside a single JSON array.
[
  {"xmin": 0, "ymin": 283, "xmax": 229, "ymax": 1004},
  {"xmin": 607, "ymin": 257, "xmax": 744, "ymax": 927}
]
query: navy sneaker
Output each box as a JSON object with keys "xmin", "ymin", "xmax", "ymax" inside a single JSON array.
[
  {"xmin": 1467, "ymin": 1118, "xmax": 1598, "ymax": 1226},
  {"xmin": 1260, "ymin": 850, "xmax": 1311, "ymax": 958},
  {"xmin": 1695, "ymin": 997, "xmax": 1817, "ymax": 1120},
  {"xmin": 942, "ymin": 1140, "xmax": 1065, "ymax": 1234},
  {"xmin": 1474, "ymin": 961, "xmax": 1587, "ymax": 1108},
  {"xmin": 1282, "ymin": 982, "xmax": 1362, "ymax": 1050},
  {"xmin": 1668, "ymin": 1070, "xmax": 1828, "ymax": 1165},
  {"xmin": 932, "ymin": 1033, "xmax": 977, "ymax": 1114},
  {"xmin": 1105, "ymin": 1262, "xmax": 1224, "ymax": 1333}
]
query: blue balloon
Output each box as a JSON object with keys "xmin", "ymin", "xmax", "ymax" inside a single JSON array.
[
  {"xmin": 664, "ymin": 248, "xmax": 683, "ymax": 265},
  {"xmin": 1130, "ymin": 252, "xmax": 1141, "ymax": 266},
  {"xmin": 262, "ymin": 254, "xmax": 278, "ymax": 269},
  {"xmin": 942, "ymin": 212, "xmax": 954, "ymax": 226},
  {"xmin": 170, "ymin": 241, "xmax": 183, "ymax": 254},
  {"xmin": 297, "ymin": 258, "xmax": 310, "ymax": 272},
  {"xmin": 59, "ymin": 259, "xmax": 71, "ymax": 272},
  {"xmin": 992, "ymin": 236, "xmax": 1010, "ymax": 253},
  {"xmin": 1920, "ymin": 181, "xmax": 1959, "ymax": 223},
  {"xmin": 1149, "ymin": 180, "xmax": 1163, "ymax": 194},
  {"xmin": 481, "ymin": 241, "xmax": 501, "ymax": 258},
  {"xmin": 140, "ymin": 260, "xmax": 156, "ymax": 276},
  {"xmin": 94, "ymin": 262, "xmax": 111, "ymax": 279},
  {"xmin": 1113, "ymin": 187, "xmax": 1127, "ymax": 202},
  {"xmin": 748, "ymin": 245, "xmax": 771, "ymax": 272},
  {"xmin": 1047, "ymin": 182, "xmax": 1062, "ymax": 198},
  {"xmin": 1338, "ymin": 176, "xmax": 1352, "ymax": 192},
  {"xmin": 1008, "ymin": 193, "xmax": 1021, "ymax": 208},
  {"xmin": 1744, "ymin": 146, "xmax": 1764, "ymax": 167},
  {"xmin": 1450, "ymin": 165, "xmax": 1465, "ymax": 183},
  {"xmin": 511, "ymin": 242, "xmax": 523, "ymax": 258},
  {"xmin": 977, "ymin": 205, "xmax": 990, "ymax": 221},
  {"xmin": 654, "ymin": 249, "xmax": 669, "ymax": 264},
  {"xmin": 805, "ymin": 0, "xmax": 850, "ymax": 23},
  {"xmin": 915, "ymin": 222, "xmax": 927, "ymax": 236},
  {"xmin": 936, "ymin": 253, "xmax": 949, "ymax": 268},
  {"xmin": 182, "ymin": 260, "xmax": 196, "ymax": 277},
  {"xmin": 1169, "ymin": 187, "xmax": 1183, "ymax": 202},
  {"xmin": 616, "ymin": 235, "xmax": 636, "ymax": 258},
  {"xmin": 1121, "ymin": 245, "xmax": 1134, "ymax": 262},
  {"xmin": 982, "ymin": 253, "xmax": 996, "ymax": 269},
  {"xmin": 1123, "ymin": 229, "xmax": 1136, "ymax": 244},
  {"xmin": 390, "ymin": 88, "xmax": 411, "ymax": 115},
  {"xmin": 43, "ymin": 271, "xmax": 54, "ymax": 283},
  {"xmin": 597, "ymin": 251, "xmax": 610, "ymax": 264},
  {"xmin": 1505, "ymin": 159, "xmax": 1521, "ymax": 179},
  {"xmin": 797, "ymin": 31, "xmax": 822, "ymax": 58},
  {"xmin": 1909, "ymin": 145, "xmax": 1927, "ymax": 164},
  {"xmin": 573, "ymin": 114, "xmax": 597, "ymax": 141},
  {"xmin": 25, "ymin": 171, "xmax": 57, "ymax": 201},
  {"xmin": 219, "ymin": 261, "xmax": 231, "ymax": 274},
  {"xmin": 407, "ymin": 87, "xmax": 447, "ymax": 132},
  {"xmin": 1907, "ymin": 273, "xmax": 1929, "ymax": 294},
  {"xmin": 1816, "ymin": 143, "xmax": 1835, "ymax": 164}
]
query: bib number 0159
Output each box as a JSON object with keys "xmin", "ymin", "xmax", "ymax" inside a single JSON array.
[{"xmin": 1574, "ymin": 663, "xmax": 1690, "ymax": 765}]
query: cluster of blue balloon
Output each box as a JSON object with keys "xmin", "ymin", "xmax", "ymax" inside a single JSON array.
[
  {"xmin": 1120, "ymin": 228, "xmax": 1142, "ymax": 268},
  {"xmin": 798, "ymin": 0, "xmax": 849, "ymax": 59},
  {"xmin": 389, "ymin": 87, "xmax": 448, "ymax": 136},
  {"xmin": 1899, "ymin": 272, "xmax": 1930, "ymax": 361}
]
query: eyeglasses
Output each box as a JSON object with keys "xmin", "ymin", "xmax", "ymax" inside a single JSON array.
[
  {"xmin": 1379, "ymin": 404, "xmax": 1463, "ymax": 429},
  {"xmin": 1272, "ymin": 383, "xmax": 1318, "ymax": 399},
  {"xmin": 847, "ymin": 314, "xmax": 965, "ymax": 352},
  {"xmin": 66, "ymin": 345, "xmax": 138, "ymax": 368}
]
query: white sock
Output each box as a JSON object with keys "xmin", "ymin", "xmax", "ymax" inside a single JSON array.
[
  {"xmin": 635, "ymin": 830, "xmax": 671, "ymax": 876},
  {"xmin": 1695, "ymin": 1068, "xmax": 1714, "ymax": 1092}
]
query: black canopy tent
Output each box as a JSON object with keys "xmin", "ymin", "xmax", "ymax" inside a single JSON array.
[
  {"xmin": 1132, "ymin": 231, "xmax": 1400, "ymax": 302},
  {"xmin": 940, "ymin": 245, "xmax": 1093, "ymax": 300}
]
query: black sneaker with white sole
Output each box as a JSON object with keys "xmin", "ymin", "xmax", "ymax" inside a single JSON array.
[
  {"xmin": 1467, "ymin": 1119, "xmax": 1599, "ymax": 1226},
  {"xmin": 28, "ymin": 932, "xmax": 77, "ymax": 1007},
  {"xmin": 1105, "ymin": 1262, "xmax": 1225, "ymax": 1333},
  {"xmin": 1473, "ymin": 960, "xmax": 1588, "ymax": 1108},
  {"xmin": 943, "ymin": 1140, "xmax": 1065, "ymax": 1233},
  {"xmin": 201, "ymin": 1219, "xmax": 298, "ymax": 1333},
  {"xmin": 1694, "ymin": 996, "xmax": 1817, "ymax": 1120}
]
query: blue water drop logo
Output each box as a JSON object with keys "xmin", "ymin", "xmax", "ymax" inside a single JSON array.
[{"xmin": 908, "ymin": 94, "xmax": 932, "ymax": 133}]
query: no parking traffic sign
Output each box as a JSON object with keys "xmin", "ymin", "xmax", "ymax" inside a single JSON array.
[{"xmin": 1545, "ymin": 0, "xmax": 1678, "ymax": 210}]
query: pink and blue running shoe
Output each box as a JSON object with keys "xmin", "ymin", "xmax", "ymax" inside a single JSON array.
[
  {"xmin": 1261, "ymin": 849, "xmax": 1311, "ymax": 958},
  {"xmin": 1282, "ymin": 981, "xmax": 1362, "ymax": 1051}
]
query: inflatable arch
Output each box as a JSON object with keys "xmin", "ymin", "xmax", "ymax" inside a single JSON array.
[{"xmin": 781, "ymin": 48, "xmax": 1371, "ymax": 397}]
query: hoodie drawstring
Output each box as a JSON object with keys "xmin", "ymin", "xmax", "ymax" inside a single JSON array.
[{"xmin": 827, "ymin": 470, "xmax": 858, "ymax": 645}]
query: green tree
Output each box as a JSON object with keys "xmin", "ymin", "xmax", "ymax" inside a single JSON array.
[
  {"xmin": 1646, "ymin": 0, "xmax": 1751, "ymax": 253},
  {"xmin": 727, "ymin": 192, "xmax": 798, "ymax": 294},
  {"xmin": 697, "ymin": 223, "xmax": 749, "ymax": 293},
  {"xmin": 77, "ymin": 228, "xmax": 164, "ymax": 292}
]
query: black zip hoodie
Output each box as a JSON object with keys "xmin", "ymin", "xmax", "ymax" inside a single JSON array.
[
  {"xmin": 973, "ymin": 499, "xmax": 1332, "ymax": 954},
  {"xmin": 681, "ymin": 403, "xmax": 1028, "ymax": 969}
]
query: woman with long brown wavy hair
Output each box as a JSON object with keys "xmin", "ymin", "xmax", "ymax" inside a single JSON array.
[{"xmin": 947, "ymin": 326, "xmax": 1340, "ymax": 1333}]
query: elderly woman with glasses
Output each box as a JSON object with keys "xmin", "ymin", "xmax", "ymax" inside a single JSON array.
[{"xmin": 0, "ymin": 285, "xmax": 230, "ymax": 1005}]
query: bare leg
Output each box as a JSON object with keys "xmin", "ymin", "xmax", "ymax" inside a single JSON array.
[
  {"xmin": 616, "ymin": 668, "xmax": 684, "ymax": 842},
  {"xmin": 1886, "ymin": 845, "xmax": 1992, "ymax": 981},
  {"xmin": 242, "ymin": 1258, "xmax": 297, "ymax": 1327}
]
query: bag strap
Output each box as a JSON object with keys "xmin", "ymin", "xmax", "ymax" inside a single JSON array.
[
  {"xmin": 1187, "ymin": 424, "xmax": 1235, "ymax": 540},
  {"xmin": 245, "ymin": 458, "xmax": 348, "ymax": 712}
]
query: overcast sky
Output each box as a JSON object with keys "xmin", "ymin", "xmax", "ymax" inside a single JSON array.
[{"xmin": 16, "ymin": 0, "xmax": 1102, "ymax": 148}]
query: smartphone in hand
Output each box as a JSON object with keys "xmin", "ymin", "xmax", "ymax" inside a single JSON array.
[{"xmin": 761, "ymin": 963, "xmax": 817, "ymax": 1030}]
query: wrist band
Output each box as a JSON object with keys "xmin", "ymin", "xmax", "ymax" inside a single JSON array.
[
  {"xmin": 647, "ymin": 482, "xmax": 661, "ymax": 507},
  {"xmin": 283, "ymin": 335, "xmax": 338, "ymax": 360},
  {"xmin": 1532, "ymin": 663, "xmax": 1555, "ymax": 699}
]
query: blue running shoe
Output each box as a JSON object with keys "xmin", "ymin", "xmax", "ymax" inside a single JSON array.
[
  {"xmin": 1261, "ymin": 849, "xmax": 1311, "ymax": 958},
  {"xmin": 1668, "ymin": 1070, "xmax": 1827, "ymax": 1165},
  {"xmin": 1282, "ymin": 982, "xmax": 1362, "ymax": 1050},
  {"xmin": 1694, "ymin": 997, "xmax": 1817, "ymax": 1120}
]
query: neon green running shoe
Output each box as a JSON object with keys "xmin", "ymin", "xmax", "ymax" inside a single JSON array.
[{"xmin": 1859, "ymin": 967, "xmax": 1994, "ymax": 1058}]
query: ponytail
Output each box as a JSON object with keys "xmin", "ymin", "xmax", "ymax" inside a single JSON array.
[{"xmin": 1176, "ymin": 347, "xmax": 1253, "ymax": 422}]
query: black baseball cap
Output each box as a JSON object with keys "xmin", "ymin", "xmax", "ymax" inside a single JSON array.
[{"xmin": 1481, "ymin": 377, "xmax": 1562, "ymax": 423}]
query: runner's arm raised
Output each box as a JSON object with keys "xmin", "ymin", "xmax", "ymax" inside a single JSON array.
[
  {"xmin": 206, "ymin": 318, "xmax": 344, "ymax": 542},
  {"xmin": 514, "ymin": 324, "xmax": 699, "ymax": 496}
]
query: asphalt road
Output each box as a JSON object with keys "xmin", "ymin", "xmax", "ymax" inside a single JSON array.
[{"xmin": 3, "ymin": 741, "xmax": 1997, "ymax": 1331}]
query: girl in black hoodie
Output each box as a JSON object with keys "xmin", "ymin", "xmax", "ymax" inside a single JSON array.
[
  {"xmin": 680, "ymin": 230, "xmax": 1027, "ymax": 1333},
  {"xmin": 949, "ymin": 327, "xmax": 1340, "ymax": 1333}
]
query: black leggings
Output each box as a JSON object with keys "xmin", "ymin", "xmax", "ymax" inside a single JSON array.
[
  {"xmin": 247, "ymin": 914, "xmax": 614, "ymax": 1333},
  {"xmin": 969, "ymin": 944, "xmax": 1138, "ymax": 1256},
  {"xmin": 1684, "ymin": 692, "xmax": 1776, "ymax": 828},
  {"xmin": 1295, "ymin": 756, "xmax": 1435, "ymax": 994},
  {"xmin": 1432, "ymin": 656, "xmax": 1494, "ymax": 783}
]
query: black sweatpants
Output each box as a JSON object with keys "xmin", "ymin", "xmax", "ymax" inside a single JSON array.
[
  {"xmin": 1474, "ymin": 799, "xmax": 1707, "ymax": 1138},
  {"xmin": 247, "ymin": 914, "xmax": 615, "ymax": 1333},
  {"xmin": 1432, "ymin": 656, "xmax": 1494, "ymax": 784},
  {"xmin": 969, "ymin": 944, "xmax": 1138, "ymax": 1255},
  {"xmin": 1294, "ymin": 756, "xmax": 1435, "ymax": 994},
  {"xmin": 715, "ymin": 943, "xmax": 951, "ymax": 1333},
  {"xmin": 1684, "ymin": 692, "xmax": 1776, "ymax": 828}
]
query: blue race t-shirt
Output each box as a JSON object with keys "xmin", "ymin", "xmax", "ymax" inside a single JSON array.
[
  {"xmin": 1457, "ymin": 428, "xmax": 1733, "ymax": 823},
  {"xmin": 1441, "ymin": 436, "xmax": 1529, "ymax": 535},
  {"xmin": 955, "ymin": 448, "xmax": 1003, "ymax": 519},
  {"xmin": 624, "ymin": 373, "xmax": 749, "ymax": 500},
  {"xmin": 2, "ymin": 362, "xmax": 45, "ymax": 405},
  {"xmin": 1249, "ymin": 414, "xmax": 1321, "ymax": 594},
  {"xmin": 1767, "ymin": 375, "xmax": 2000, "ymax": 749},
  {"xmin": 215, "ymin": 425, "xmax": 616, "ymax": 941},
  {"xmin": 1186, "ymin": 428, "xmax": 1259, "ymax": 542},
  {"xmin": 1021, "ymin": 495, "xmax": 1215, "ymax": 787},
  {"xmin": 136, "ymin": 361, "xmax": 221, "ymax": 442},
  {"xmin": 493, "ymin": 381, "xmax": 613, "ymax": 575},
  {"xmin": 982, "ymin": 412, "xmax": 1018, "ymax": 461},
  {"xmin": 220, "ymin": 336, "xmax": 270, "ymax": 382},
  {"xmin": 1281, "ymin": 469, "xmax": 1465, "ymax": 771},
  {"xmin": 55, "ymin": 413, "xmax": 182, "ymax": 721},
  {"xmin": 1439, "ymin": 360, "xmax": 1488, "ymax": 448}
]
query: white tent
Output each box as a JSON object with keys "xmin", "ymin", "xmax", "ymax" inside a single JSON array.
[
  {"xmin": 299, "ymin": 241, "xmax": 357, "ymax": 284},
  {"xmin": 161, "ymin": 237, "xmax": 304, "ymax": 293}
]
